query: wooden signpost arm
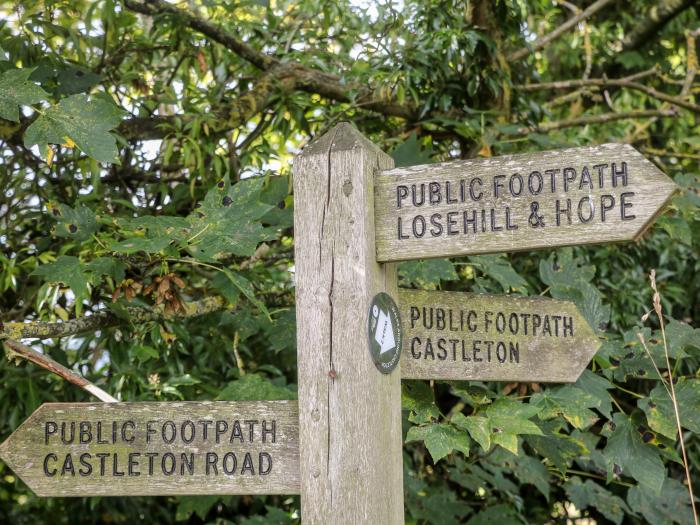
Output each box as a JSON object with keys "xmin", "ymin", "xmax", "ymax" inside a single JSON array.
[{"xmin": 294, "ymin": 123, "xmax": 404, "ymax": 524}]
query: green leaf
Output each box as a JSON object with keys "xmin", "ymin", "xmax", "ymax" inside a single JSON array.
[
  {"xmin": 0, "ymin": 67, "xmax": 48, "ymax": 122},
  {"xmin": 210, "ymin": 270, "xmax": 241, "ymax": 305},
  {"xmin": 24, "ymin": 93, "xmax": 125, "ymax": 163},
  {"xmin": 565, "ymin": 477, "xmax": 630, "ymax": 525},
  {"xmin": 187, "ymin": 177, "xmax": 274, "ymax": 260},
  {"xmin": 657, "ymin": 216, "xmax": 692, "ymax": 244},
  {"xmin": 175, "ymin": 496, "xmax": 219, "ymax": 521},
  {"xmin": 506, "ymin": 453, "xmax": 551, "ymax": 501},
  {"xmin": 627, "ymin": 477, "xmax": 695, "ymax": 525},
  {"xmin": 639, "ymin": 379, "xmax": 700, "ymax": 439},
  {"xmin": 603, "ymin": 413, "xmax": 665, "ymax": 494},
  {"xmin": 216, "ymin": 374, "xmax": 296, "ymax": 401},
  {"xmin": 109, "ymin": 236, "xmax": 173, "ymax": 254},
  {"xmin": 133, "ymin": 345, "xmax": 159, "ymax": 363},
  {"xmin": 56, "ymin": 66, "xmax": 102, "ymax": 95},
  {"xmin": 464, "ymin": 398, "xmax": 544, "ymax": 454},
  {"xmin": 402, "ymin": 381, "xmax": 439, "ymax": 424},
  {"xmin": 574, "ymin": 369, "xmax": 614, "ymax": 418},
  {"xmin": 398, "ymin": 259, "xmax": 458, "ymax": 289},
  {"xmin": 406, "ymin": 423, "xmax": 470, "ymax": 463},
  {"xmin": 86, "ymin": 257, "xmax": 126, "ymax": 283},
  {"xmin": 526, "ymin": 420, "xmax": 588, "ymax": 473},
  {"xmin": 466, "ymin": 504, "xmax": 523, "ymax": 525},
  {"xmin": 452, "ymin": 413, "xmax": 490, "ymax": 452},
  {"xmin": 221, "ymin": 269, "xmax": 270, "ymax": 320},
  {"xmin": 31, "ymin": 256, "xmax": 91, "ymax": 303},
  {"xmin": 530, "ymin": 385, "xmax": 600, "ymax": 429},
  {"xmin": 51, "ymin": 203, "xmax": 99, "ymax": 242},
  {"xmin": 470, "ymin": 255, "xmax": 529, "ymax": 294},
  {"xmin": 391, "ymin": 132, "xmax": 434, "ymax": 167}
]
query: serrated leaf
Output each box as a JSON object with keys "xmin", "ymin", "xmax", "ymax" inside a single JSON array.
[
  {"xmin": 31, "ymin": 255, "xmax": 90, "ymax": 303},
  {"xmin": 530, "ymin": 385, "xmax": 600, "ymax": 429},
  {"xmin": 481, "ymin": 398, "xmax": 543, "ymax": 454},
  {"xmin": 453, "ymin": 413, "xmax": 491, "ymax": 452},
  {"xmin": 466, "ymin": 504, "xmax": 523, "ymax": 525},
  {"xmin": 639, "ymin": 379, "xmax": 700, "ymax": 439},
  {"xmin": 603, "ymin": 413, "xmax": 665, "ymax": 494},
  {"xmin": 507, "ymin": 453, "xmax": 551, "ymax": 501},
  {"xmin": 565, "ymin": 477, "xmax": 630, "ymax": 525},
  {"xmin": 109, "ymin": 236, "xmax": 173, "ymax": 254},
  {"xmin": 187, "ymin": 177, "xmax": 274, "ymax": 260},
  {"xmin": 391, "ymin": 132, "xmax": 434, "ymax": 167},
  {"xmin": 526, "ymin": 420, "xmax": 588, "ymax": 473},
  {"xmin": 86, "ymin": 256, "xmax": 126, "ymax": 282},
  {"xmin": 574, "ymin": 369, "xmax": 614, "ymax": 418},
  {"xmin": 56, "ymin": 66, "xmax": 102, "ymax": 95},
  {"xmin": 216, "ymin": 374, "xmax": 296, "ymax": 401},
  {"xmin": 627, "ymin": 477, "xmax": 695, "ymax": 525},
  {"xmin": 0, "ymin": 67, "xmax": 48, "ymax": 122},
  {"xmin": 402, "ymin": 381, "xmax": 439, "ymax": 424},
  {"xmin": 175, "ymin": 496, "xmax": 219, "ymax": 521},
  {"xmin": 51, "ymin": 203, "xmax": 99, "ymax": 241},
  {"xmin": 470, "ymin": 255, "xmax": 529, "ymax": 294},
  {"xmin": 406, "ymin": 423, "xmax": 470, "ymax": 463},
  {"xmin": 24, "ymin": 93, "xmax": 125, "ymax": 163},
  {"xmin": 399, "ymin": 259, "xmax": 458, "ymax": 289}
]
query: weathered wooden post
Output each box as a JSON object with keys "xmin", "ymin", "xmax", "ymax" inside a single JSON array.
[{"xmin": 293, "ymin": 123, "xmax": 404, "ymax": 523}]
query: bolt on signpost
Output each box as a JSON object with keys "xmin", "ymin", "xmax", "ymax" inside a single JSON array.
[{"xmin": 0, "ymin": 123, "xmax": 677, "ymax": 525}]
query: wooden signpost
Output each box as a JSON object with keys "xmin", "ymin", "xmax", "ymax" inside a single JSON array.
[
  {"xmin": 0, "ymin": 124, "xmax": 678, "ymax": 525},
  {"xmin": 374, "ymin": 143, "xmax": 677, "ymax": 261},
  {"xmin": 0, "ymin": 401, "xmax": 299, "ymax": 496},
  {"xmin": 398, "ymin": 289, "xmax": 599, "ymax": 382}
]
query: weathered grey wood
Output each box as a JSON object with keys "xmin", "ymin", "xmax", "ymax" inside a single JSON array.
[
  {"xmin": 375, "ymin": 143, "xmax": 677, "ymax": 262},
  {"xmin": 293, "ymin": 123, "xmax": 404, "ymax": 524},
  {"xmin": 0, "ymin": 401, "xmax": 299, "ymax": 497},
  {"xmin": 399, "ymin": 289, "xmax": 600, "ymax": 382}
]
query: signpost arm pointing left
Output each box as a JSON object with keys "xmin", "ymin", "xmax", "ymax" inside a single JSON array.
[{"xmin": 294, "ymin": 123, "xmax": 404, "ymax": 524}]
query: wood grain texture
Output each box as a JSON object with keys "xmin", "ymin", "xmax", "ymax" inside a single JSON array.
[
  {"xmin": 398, "ymin": 289, "xmax": 600, "ymax": 382},
  {"xmin": 293, "ymin": 123, "xmax": 404, "ymax": 524},
  {"xmin": 375, "ymin": 143, "xmax": 677, "ymax": 262},
  {"xmin": 0, "ymin": 401, "xmax": 299, "ymax": 497}
]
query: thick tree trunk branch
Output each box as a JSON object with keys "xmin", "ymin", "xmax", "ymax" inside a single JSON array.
[
  {"xmin": 4, "ymin": 339, "xmax": 118, "ymax": 402},
  {"xmin": 517, "ymin": 77, "xmax": 700, "ymax": 114},
  {"xmin": 122, "ymin": 0, "xmax": 416, "ymax": 132},
  {"xmin": 619, "ymin": 0, "xmax": 696, "ymax": 53},
  {"xmin": 0, "ymin": 296, "xmax": 225, "ymax": 341},
  {"xmin": 507, "ymin": 0, "xmax": 615, "ymax": 62}
]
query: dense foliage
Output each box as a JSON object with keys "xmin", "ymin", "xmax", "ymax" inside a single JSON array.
[{"xmin": 1, "ymin": 0, "xmax": 699, "ymax": 523}]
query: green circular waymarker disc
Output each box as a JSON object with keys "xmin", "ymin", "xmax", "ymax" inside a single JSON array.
[{"xmin": 367, "ymin": 292, "xmax": 402, "ymax": 374}]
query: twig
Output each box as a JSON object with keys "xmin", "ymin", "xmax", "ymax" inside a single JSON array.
[
  {"xmin": 507, "ymin": 0, "xmax": 615, "ymax": 61},
  {"xmin": 232, "ymin": 331, "xmax": 245, "ymax": 375},
  {"xmin": 516, "ymin": 76, "xmax": 700, "ymax": 114},
  {"xmin": 512, "ymin": 108, "xmax": 677, "ymax": 135},
  {"xmin": 4, "ymin": 339, "xmax": 118, "ymax": 402},
  {"xmin": 648, "ymin": 269, "xmax": 698, "ymax": 525}
]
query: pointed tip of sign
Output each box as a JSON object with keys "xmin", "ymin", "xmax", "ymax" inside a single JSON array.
[{"xmin": 296, "ymin": 122, "xmax": 384, "ymax": 158}]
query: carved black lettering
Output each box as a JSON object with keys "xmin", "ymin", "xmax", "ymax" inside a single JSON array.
[{"xmin": 620, "ymin": 192, "xmax": 636, "ymax": 220}]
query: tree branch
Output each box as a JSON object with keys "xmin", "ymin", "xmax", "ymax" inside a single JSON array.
[
  {"xmin": 4, "ymin": 339, "xmax": 118, "ymax": 402},
  {"xmin": 513, "ymin": 108, "xmax": 677, "ymax": 135},
  {"xmin": 123, "ymin": 0, "xmax": 274, "ymax": 70},
  {"xmin": 507, "ymin": 0, "xmax": 615, "ymax": 62},
  {"xmin": 0, "ymin": 296, "xmax": 225, "ymax": 341},
  {"xmin": 516, "ymin": 76, "xmax": 700, "ymax": 114},
  {"xmin": 619, "ymin": 0, "xmax": 697, "ymax": 53},
  {"xmin": 122, "ymin": 0, "xmax": 416, "ymax": 127}
]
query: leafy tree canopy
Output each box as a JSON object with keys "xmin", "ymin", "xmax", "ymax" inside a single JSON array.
[{"xmin": 0, "ymin": 0, "xmax": 699, "ymax": 523}]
